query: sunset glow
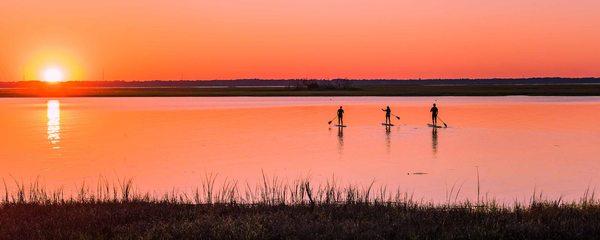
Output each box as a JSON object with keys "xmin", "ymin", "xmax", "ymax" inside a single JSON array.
[
  {"xmin": 1, "ymin": 0, "xmax": 599, "ymax": 81},
  {"xmin": 2, "ymin": 0, "xmax": 600, "ymax": 237}
]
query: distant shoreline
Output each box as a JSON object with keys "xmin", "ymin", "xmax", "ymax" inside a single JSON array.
[{"xmin": 0, "ymin": 84, "xmax": 598, "ymax": 97}]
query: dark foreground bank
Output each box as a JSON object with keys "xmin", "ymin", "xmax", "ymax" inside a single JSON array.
[
  {"xmin": 2, "ymin": 201, "xmax": 600, "ymax": 239},
  {"xmin": 2, "ymin": 176, "xmax": 599, "ymax": 239}
]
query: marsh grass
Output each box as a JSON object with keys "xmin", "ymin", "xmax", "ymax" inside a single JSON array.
[
  {"xmin": 1, "ymin": 173, "xmax": 412, "ymax": 206},
  {"xmin": 2, "ymin": 174, "xmax": 600, "ymax": 239}
]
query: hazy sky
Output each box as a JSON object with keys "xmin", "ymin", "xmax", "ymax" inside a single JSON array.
[{"xmin": 1, "ymin": 0, "xmax": 599, "ymax": 81}]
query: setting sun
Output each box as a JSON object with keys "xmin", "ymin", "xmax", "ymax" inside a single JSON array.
[{"xmin": 42, "ymin": 67, "xmax": 65, "ymax": 83}]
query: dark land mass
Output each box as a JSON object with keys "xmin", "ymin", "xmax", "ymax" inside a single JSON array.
[
  {"xmin": 2, "ymin": 77, "xmax": 600, "ymax": 88},
  {"xmin": 2, "ymin": 202, "xmax": 600, "ymax": 239},
  {"xmin": 2, "ymin": 175, "xmax": 599, "ymax": 239},
  {"xmin": 0, "ymin": 78, "xmax": 599, "ymax": 97}
]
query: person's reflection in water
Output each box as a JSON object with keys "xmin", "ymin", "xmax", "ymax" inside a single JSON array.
[
  {"xmin": 337, "ymin": 126, "xmax": 344, "ymax": 154},
  {"xmin": 385, "ymin": 125, "xmax": 391, "ymax": 154},
  {"xmin": 431, "ymin": 127, "xmax": 438, "ymax": 156}
]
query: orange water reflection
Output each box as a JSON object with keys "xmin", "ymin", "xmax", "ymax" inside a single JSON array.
[
  {"xmin": 46, "ymin": 100, "xmax": 60, "ymax": 149},
  {"xmin": 0, "ymin": 97, "xmax": 599, "ymax": 203}
]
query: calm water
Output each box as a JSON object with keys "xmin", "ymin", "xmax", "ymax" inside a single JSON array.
[{"xmin": 1, "ymin": 97, "xmax": 599, "ymax": 203}]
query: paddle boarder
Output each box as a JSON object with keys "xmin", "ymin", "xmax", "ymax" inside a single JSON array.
[
  {"xmin": 337, "ymin": 106, "xmax": 345, "ymax": 126},
  {"xmin": 430, "ymin": 103, "xmax": 439, "ymax": 126},
  {"xmin": 382, "ymin": 106, "xmax": 392, "ymax": 125}
]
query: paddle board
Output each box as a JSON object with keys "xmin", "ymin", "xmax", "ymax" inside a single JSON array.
[
  {"xmin": 428, "ymin": 124, "xmax": 443, "ymax": 128},
  {"xmin": 381, "ymin": 123, "xmax": 394, "ymax": 126}
]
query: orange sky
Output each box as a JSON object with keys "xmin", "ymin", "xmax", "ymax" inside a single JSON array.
[{"xmin": 1, "ymin": 0, "xmax": 599, "ymax": 81}]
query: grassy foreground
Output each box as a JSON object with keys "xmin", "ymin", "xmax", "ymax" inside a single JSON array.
[
  {"xmin": 3, "ymin": 201, "xmax": 600, "ymax": 239},
  {"xmin": 1, "ymin": 177, "xmax": 600, "ymax": 239}
]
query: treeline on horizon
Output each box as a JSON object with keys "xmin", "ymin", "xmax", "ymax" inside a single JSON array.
[{"xmin": 1, "ymin": 77, "xmax": 599, "ymax": 88}]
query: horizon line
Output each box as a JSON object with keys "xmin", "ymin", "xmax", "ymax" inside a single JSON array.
[{"xmin": 3, "ymin": 76, "xmax": 600, "ymax": 83}]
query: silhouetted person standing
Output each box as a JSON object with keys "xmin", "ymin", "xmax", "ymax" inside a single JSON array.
[
  {"xmin": 430, "ymin": 103, "xmax": 439, "ymax": 126},
  {"xmin": 337, "ymin": 106, "xmax": 345, "ymax": 126},
  {"xmin": 382, "ymin": 106, "xmax": 392, "ymax": 124}
]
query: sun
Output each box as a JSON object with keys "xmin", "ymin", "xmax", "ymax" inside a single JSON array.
[{"xmin": 42, "ymin": 67, "xmax": 65, "ymax": 83}]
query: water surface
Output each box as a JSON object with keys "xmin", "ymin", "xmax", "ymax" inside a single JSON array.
[{"xmin": 1, "ymin": 97, "xmax": 599, "ymax": 203}]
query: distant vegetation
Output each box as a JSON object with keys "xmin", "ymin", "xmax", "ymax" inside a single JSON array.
[
  {"xmin": 1, "ymin": 77, "xmax": 599, "ymax": 88},
  {"xmin": 0, "ymin": 79, "xmax": 599, "ymax": 97},
  {"xmin": 2, "ymin": 175, "xmax": 600, "ymax": 239},
  {"xmin": 292, "ymin": 79, "xmax": 355, "ymax": 90}
]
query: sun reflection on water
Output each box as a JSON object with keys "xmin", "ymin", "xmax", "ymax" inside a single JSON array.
[{"xmin": 47, "ymin": 100, "xmax": 60, "ymax": 149}]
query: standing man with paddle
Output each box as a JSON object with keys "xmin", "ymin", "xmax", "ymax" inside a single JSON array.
[
  {"xmin": 382, "ymin": 106, "xmax": 392, "ymax": 125},
  {"xmin": 337, "ymin": 106, "xmax": 345, "ymax": 126},
  {"xmin": 430, "ymin": 103, "xmax": 439, "ymax": 126}
]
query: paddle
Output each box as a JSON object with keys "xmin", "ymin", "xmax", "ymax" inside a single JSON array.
[
  {"xmin": 437, "ymin": 116, "xmax": 448, "ymax": 128},
  {"xmin": 327, "ymin": 116, "xmax": 337, "ymax": 125}
]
